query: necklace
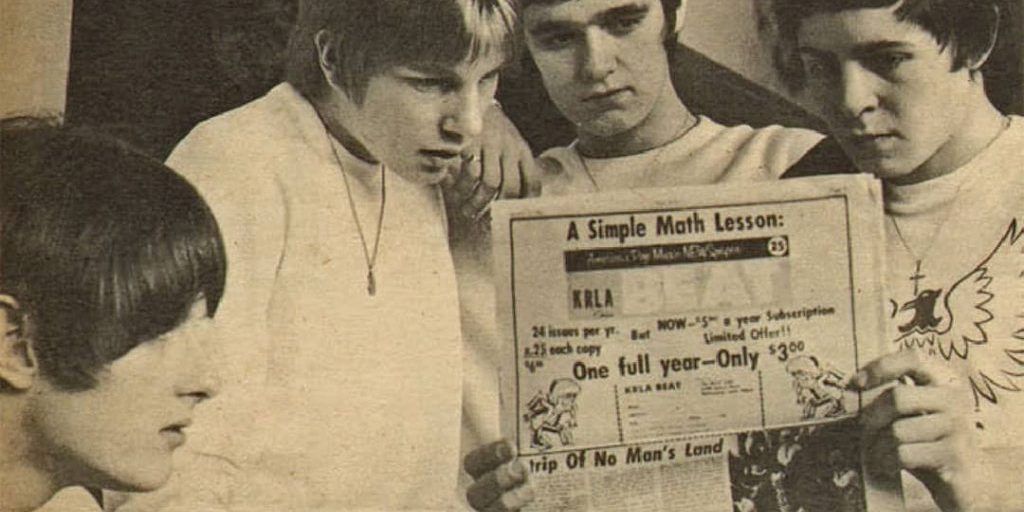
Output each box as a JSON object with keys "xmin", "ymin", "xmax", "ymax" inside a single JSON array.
[
  {"xmin": 888, "ymin": 217, "xmax": 932, "ymax": 295},
  {"xmin": 327, "ymin": 140, "xmax": 387, "ymax": 297},
  {"xmin": 578, "ymin": 115, "xmax": 701, "ymax": 191},
  {"xmin": 888, "ymin": 115, "xmax": 1011, "ymax": 294}
]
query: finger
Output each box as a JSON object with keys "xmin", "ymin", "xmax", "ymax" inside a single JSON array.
[
  {"xmin": 892, "ymin": 413, "xmax": 957, "ymax": 444},
  {"xmin": 481, "ymin": 146, "xmax": 503, "ymax": 196},
  {"xmin": 461, "ymin": 178, "xmax": 498, "ymax": 220},
  {"xmin": 466, "ymin": 461, "xmax": 527, "ymax": 510},
  {"xmin": 482, "ymin": 485, "xmax": 535, "ymax": 512},
  {"xmin": 849, "ymin": 350, "xmax": 952, "ymax": 390},
  {"xmin": 889, "ymin": 384, "xmax": 956, "ymax": 416},
  {"xmin": 465, "ymin": 440, "xmax": 515, "ymax": 480},
  {"xmin": 499, "ymin": 151, "xmax": 522, "ymax": 199},
  {"xmin": 519, "ymin": 156, "xmax": 543, "ymax": 198},
  {"xmin": 861, "ymin": 383, "xmax": 954, "ymax": 433},
  {"xmin": 449, "ymin": 153, "xmax": 482, "ymax": 199},
  {"xmin": 897, "ymin": 439, "xmax": 956, "ymax": 472},
  {"xmin": 443, "ymin": 152, "xmax": 473, "ymax": 188}
]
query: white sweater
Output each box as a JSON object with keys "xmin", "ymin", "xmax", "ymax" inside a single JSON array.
[{"xmin": 145, "ymin": 83, "xmax": 465, "ymax": 511}]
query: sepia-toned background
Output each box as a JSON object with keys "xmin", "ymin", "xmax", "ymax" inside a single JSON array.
[{"xmin": 5, "ymin": 0, "xmax": 1023, "ymax": 159}]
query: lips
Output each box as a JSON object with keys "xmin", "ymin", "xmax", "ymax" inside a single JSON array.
[
  {"xmin": 583, "ymin": 87, "xmax": 631, "ymax": 103},
  {"xmin": 159, "ymin": 419, "xmax": 192, "ymax": 449},
  {"xmin": 420, "ymin": 149, "xmax": 461, "ymax": 161},
  {"xmin": 419, "ymin": 149, "xmax": 465, "ymax": 176},
  {"xmin": 844, "ymin": 131, "xmax": 900, "ymax": 155}
]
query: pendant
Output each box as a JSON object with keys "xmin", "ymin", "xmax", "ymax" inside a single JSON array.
[
  {"xmin": 367, "ymin": 269, "xmax": 376, "ymax": 296},
  {"xmin": 909, "ymin": 260, "xmax": 925, "ymax": 295}
]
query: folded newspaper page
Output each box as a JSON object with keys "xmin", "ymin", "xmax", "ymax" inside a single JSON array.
[{"xmin": 492, "ymin": 175, "xmax": 902, "ymax": 511}]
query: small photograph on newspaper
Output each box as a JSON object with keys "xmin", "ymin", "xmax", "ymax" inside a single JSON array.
[
  {"xmin": 728, "ymin": 420, "xmax": 864, "ymax": 512},
  {"xmin": 491, "ymin": 176, "xmax": 899, "ymax": 511}
]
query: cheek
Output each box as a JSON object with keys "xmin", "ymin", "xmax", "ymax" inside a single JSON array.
[{"xmin": 537, "ymin": 56, "xmax": 577, "ymax": 92}]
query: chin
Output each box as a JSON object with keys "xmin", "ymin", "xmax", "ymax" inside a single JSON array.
[
  {"xmin": 852, "ymin": 157, "xmax": 914, "ymax": 182},
  {"xmin": 92, "ymin": 456, "xmax": 174, "ymax": 493},
  {"xmin": 394, "ymin": 164, "xmax": 449, "ymax": 186},
  {"xmin": 580, "ymin": 113, "xmax": 644, "ymax": 140},
  {"xmin": 107, "ymin": 467, "xmax": 173, "ymax": 493}
]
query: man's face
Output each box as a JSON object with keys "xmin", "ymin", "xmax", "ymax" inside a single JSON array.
[
  {"xmin": 27, "ymin": 301, "xmax": 219, "ymax": 492},
  {"xmin": 795, "ymin": 5, "xmax": 977, "ymax": 184},
  {"xmin": 345, "ymin": 51, "xmax": 505, "ymax": 185},
  {"xmin": 523, "ymin": 0, "xmax": 672, "ymax": 138}
]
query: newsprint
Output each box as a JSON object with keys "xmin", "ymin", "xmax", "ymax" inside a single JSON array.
[{"xmin": 493, "ymin": 175, "xmax": 905, "ymax": 511}]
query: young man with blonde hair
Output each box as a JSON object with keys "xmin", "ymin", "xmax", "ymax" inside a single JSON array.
[{"xmin": 116, "ymin": 1, "xmax": 531, "ymax": 510}]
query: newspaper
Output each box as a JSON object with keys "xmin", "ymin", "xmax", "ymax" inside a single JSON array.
[{"xmin": 492, "ymin": 175, "xmax": 901, "ymax": 512}]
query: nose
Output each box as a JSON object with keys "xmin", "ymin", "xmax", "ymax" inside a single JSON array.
[
  {"xmin": 177, "ymin": 364, "xmax": 221, "ymax": 405},
  {"xmin": 174, "ymin": 326, "xmax": 222, "ymax": 405},
  {"xmin": 579, "ymin": 29, "xmax": 615, "ymax": 82},
  {"xmin": 441, "ymin": 86, "xmax": 486, "ymax": 143},
  {"xmin": 835, "ymin": 61, "xmax": 880, "ymax": 120}
]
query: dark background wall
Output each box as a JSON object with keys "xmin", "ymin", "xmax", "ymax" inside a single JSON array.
[{"xmin": 65, "ymin": 0, "xmax": 1024, "ymax": 160}]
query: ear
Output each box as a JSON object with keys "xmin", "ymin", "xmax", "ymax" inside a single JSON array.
[
  {"xmin": 967, "ymin": 5, "xmax": 1000, "ymax": 73},
  {"xmin": 662, "ymin": 0, "xmax": 687, "ymax": 44},
  {"xmin": 314, "ymin": 29, "xmax": 343, "ymax": 91},
  {"xmin": 0, "ymin": 294, "xmax": 38, "ymax": 390},
  {"xmin": 674, "ymin": 0, "xmax": 688, "ymax": 34}
]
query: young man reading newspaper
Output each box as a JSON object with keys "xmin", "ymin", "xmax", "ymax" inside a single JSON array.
[
  {"xmin": 478, "ymin": 0, "xmax": 1015, "ymax": 509},
  {"xmin": 773, "ymin": 1, "xmax": 1024, "ymax": 509},
  {"xmin": 449, "ymin": 2, "xmax": 830, "ymax": 476},
  {"xmin": 109, "ymin": 1, "xmax": 533, "ymax": 510},
  {"xmin": 521, "ymin": 0, "xmax": 825, "ymax": 194}
]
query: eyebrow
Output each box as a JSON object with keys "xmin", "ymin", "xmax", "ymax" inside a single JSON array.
[
  {"xmin": 404, "ymin": 63, "xmax": 458, "ymax": 76},
  {"xmin": 400, "ymin": 61, "xmax": 504, "ymax": 82},
  {"xmin": 596, "ymin": 3, "xmax": 650, "ymax": 25},
  {"xmin": 797, "ymin": 40, "xmax": 915, "ymax": 58},
  {"xmin": 849, "ymin": 40, "xmax": 915, "ymax": 58},
  {"xmin": 527, "ymin": 1, "xmax": 650, "ymax": 38}
]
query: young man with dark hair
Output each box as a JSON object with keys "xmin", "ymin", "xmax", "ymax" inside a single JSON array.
[
  {"xmin": 772, "ymin": 0, "xmax": 1023, "ymax": 509},
  {"xmin": 0, "ymin": 121, "xmax": 225, "ymax": 512},
  {"xmin": 520, "ymin": 0, "xmax": 824, "ymax": 194},
  {"xmin": 134, "ymin": 1, "xmax": 531, "ymax": 510},
  {"xmin": 452, "ymin": 2, "xmax": 827, "ymax": 476}
]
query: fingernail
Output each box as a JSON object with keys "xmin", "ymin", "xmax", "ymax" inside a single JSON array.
[
  {"xmin": 495, "ymin": 440, "xmax": 513, "ymax": 461},
  {"xmin": 507, "ymin": 460, "xmax": 526, "ymax": 482}
]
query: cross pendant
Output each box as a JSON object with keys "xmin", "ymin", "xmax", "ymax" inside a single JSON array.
[
  {"xmin": 367, "ymin": 270, "xmax": 376, "ymax": 296},
  {"xmin": 909, "ymin": 260, "xmax": 925, "ymax": 295}
]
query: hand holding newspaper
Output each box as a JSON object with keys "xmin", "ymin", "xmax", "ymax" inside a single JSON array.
[{"xmin": 491, "ymin": 175, "xmax": 903, "ymax": 511}]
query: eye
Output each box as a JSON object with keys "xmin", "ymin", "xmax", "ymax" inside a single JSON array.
[
  {"xmin": 537, "ymin": 30, "xmax": 577, "ymax": 50},
  {"xmin": 480, "ymin": 70, "xmax": 500, "ymax": 85},
  {"xmin": 605, "ymin": 12, "xmax": 645, "ymax": 35},
  {"xmin": 865, "ymin": 52, "xmax": 911, "ymax": 76},
  {"xmin": 800, "ymin": 55, "xmax": 835, "ymax": 82},
  {"xmin": 405, "ymin": 76, "xmax": 454, "ymax": 93}
]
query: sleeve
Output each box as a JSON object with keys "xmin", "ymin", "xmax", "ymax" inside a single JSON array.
[
  {"xmin": 764, "ymin": 127, "xmax": 827, "ymax": 179},
  {"xmin": 166, "ymin": 122, "xmax": 288, "ymax": 395}
]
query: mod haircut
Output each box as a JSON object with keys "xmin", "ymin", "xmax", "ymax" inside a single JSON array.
[
  {"xmin": 285, "ymin": 0, "xmax": 518, "ymax": 104},
  {"xmin": 518, "ymin": 0, "xmax": 683, "ymax": 44},
  {"xmin": 773, "ymin": 0, "xmax": 1001, "ymax": 91},
  {"xmin": 0, "ymin": 120, "xmax": 226, "ymax": 390}
]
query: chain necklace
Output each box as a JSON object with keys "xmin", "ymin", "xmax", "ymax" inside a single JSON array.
[
  {"xmin": 578, "ymin": 115, "xmax": 701, "ymax": 191},
  {"xmin": 888, "ymin": 216, "xmax": 934, "ymax": 296},
  {"xmin": 327, "ymin": 140, "xmax": 387, "ymax": 297},
  {"xmin": 888, "ymin": 115, "xmax": 1011, "ymax": 295}
]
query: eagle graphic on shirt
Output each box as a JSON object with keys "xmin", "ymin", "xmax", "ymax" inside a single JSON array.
[{"xmin": 892, "ymin": 219, "xmax": 1024, "ymax": 407}]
